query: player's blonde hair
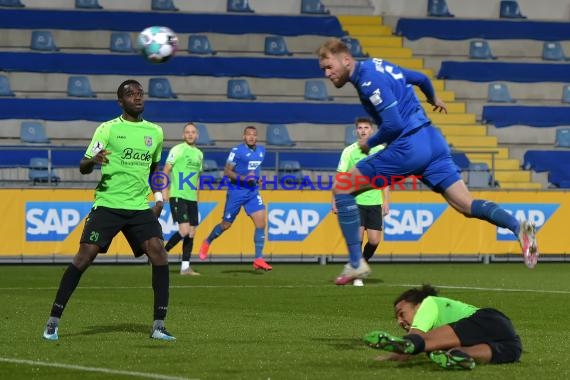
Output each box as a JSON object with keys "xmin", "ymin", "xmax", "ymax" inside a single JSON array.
[{"xmin": 316, "ymin": 38, "xmax": 350, "ymax": 59}]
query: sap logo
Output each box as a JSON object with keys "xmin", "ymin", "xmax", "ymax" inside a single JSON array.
[
  {"xmin": 26, "ymin": 202, "xmax": 92, "ymax": 241},
  {"xmin": 268, "ymin": 203, "xmax": 330, "ymax": 241},
  {"xmin": 384, "ymin": 203, "xmax": 448, "ymax": 241},
  {"xmin": 157, "ymin": 202, "xmax": 217, "ymax": 240},
  {"xmin": 497, "ymin": 203, "xmax": 559, "ymax": 241}
]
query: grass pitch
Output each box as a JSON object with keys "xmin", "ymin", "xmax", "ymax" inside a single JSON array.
[{"xmin": 0, "ymin": 263, "xmax": 569, "ymax": 380}]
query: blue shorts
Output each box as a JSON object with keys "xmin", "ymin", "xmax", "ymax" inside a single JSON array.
[
  {"xmin": 356, "ymin": 124, "xmax": 461, "ymax": 193},
  {"xmin": 222, "ymin": 189, "xmax": 265, "ymax": 223}
]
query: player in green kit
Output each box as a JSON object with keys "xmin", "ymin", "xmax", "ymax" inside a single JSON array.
[
  {"xmin": 42, "ymin": 79, "xmax": 175, "ymax": 341},
  {"xmin": 162, "ymin": 122, "xmax": 203, "ymax": 276},
  {"xmin": 333, "ymin": 117, "xmax": 389, "ymax": 286},
  {"xmin": 363, "ymin": 284, "xmax": 522, "ymax": 370}
]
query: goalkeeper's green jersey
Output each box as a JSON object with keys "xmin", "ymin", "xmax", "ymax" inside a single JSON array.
[
  {"xmin": 166, "ymin": 143, "xmax": 203, "ymax": 201},
  {"xmin": 84, "ymin": 116, "xmax": 163, "ymax": 210},
  {"xmin": 337, "ymin": 142, "xmax": 384, "ymax": 206},
  {"xmin": 411, "ymin": 296, "xmax": 479, "ymax": 332}
]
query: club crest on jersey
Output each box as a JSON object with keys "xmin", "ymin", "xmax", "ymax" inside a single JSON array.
[{"xmin": 144, "ymin": 136, "xmax": 153, "ymax": 147}]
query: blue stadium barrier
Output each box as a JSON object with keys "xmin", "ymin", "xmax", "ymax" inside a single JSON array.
[
  {"xmin": 438, "ymin": 61, "xmax": 570, "ymax": 82},
  {"xmin": 0, "ymin": 98, "xmax": 368, "ymax": 124},
  {"xmin": 0, "ymin": 52, "xmax": 322, "ymax": 78},
  {"xmin": 482, "ymin": 106, "xmax": 570, "ymax": 128},
  {"xmin": 396, "ymin": 18, "xmax": 570, "ymax": 41},
  {"xmin": 0, "ymin": 9, "xmax": 343, "ymax": 36}
]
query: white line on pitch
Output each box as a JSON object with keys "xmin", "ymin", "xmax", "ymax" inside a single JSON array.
[
  {"xmin": 0, "ymin": 357, "xmax": 194, "ymax": 380},
  {"xmin": 1, "ymin": 283, "xmax": 570, "ymax": 294}
]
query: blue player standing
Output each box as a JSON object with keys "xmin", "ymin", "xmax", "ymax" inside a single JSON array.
[
  {"xmin": 198, "ymin": 126, "xmax": 272, "ymax": 271},
  {"xmin": 317, "ymin": 38, "xmax": 538, "ymax": 285}
]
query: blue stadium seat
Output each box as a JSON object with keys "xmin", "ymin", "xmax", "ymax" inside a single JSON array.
[
  {"xmin": 266, "ymin": 124, "xmax": 296, "ymax": 146},
  {"xmin": 344, "ymin": 125, "xmax": 358, "ymax": 145},
  {"xmin": 30, "ymin": 31, "xmax": 59, "ymax": 51},
  {"xmin": 110, "ymin": 32, "xmax": 134, "ymax": 53},
  {"xmin": 467, "ymin": 162, "xmax": 492, "ymax": 188},
  {"xmin": 75, "ymin": 0, "xmax": 102, "ymax": 9},
  {"xmin": 227, "ymin": 79, "xmax": 256, "ymax": 100},
  {"xmin": 196, "ymin": 123, "xmax": 216, "ymax": 146},
  {"xmin": 542, "ymin": 41, "xmax": 569, "ymax": 61},
  {"xmin": 562, "ymin": 85, "xmax": 570, "ymax": 104},
  {"xmin": 499, "ymin": 0, "xmax": 526, "ymax": 19},
  {"xmin": 469, "ymin": 40, "xmax": 496, "ymax": 60},
  {"xmin": 264, "ymin": 36, "xmax": 292, "ymax": 56},
  {"xmin": 148, "ymin": 78, "xmax": 177, "ymax": 99},
  {"xmin": 29, "ymin": 158, "xmax": 60, "ymax": 185},
  {"xmin": 341, "ymin": 37, "xmax": 368, "ymax": 58},
  {"xmin": 0, "ymin": 0, "xmax": 25, "ymax": 7},
  {"xmin": 304, "ymin": 80, "xmax": 333, "ymax": 101},
  {"xmin": 67, "ymin": 76, "xmax": 96, "ymax": 97},
  {"xmin": 427, "ymin": 0, "xmax": 454, "ymax": 17},
  {"xmin": 555, "ymin": 128, "xmax": 570, "ymax": 148},
  {"xmin": 279, "ymin": 160, "xmax": 303, "ymax": 183},
  {"xmin": 300, "ymin": 0, "xmax": 329, "ymax": 14},
  {"xmin": 188, "ymin": 35, "xmax": 216, "ymax": 55},
  {"xmin": 0, "ymin": 75, "xmax": 15, "ymax": 96},
  {"xmin": 227, "ymin": 0, "xmax": 254, "ymax": 13},
  {"xmin": 201, "ymin": 159, "xmax": 222, "ymax": 182},
  {"xmin": 20, "ymin": 121, "xmax": 50, "ymax": 144},
  {"xmin": 487, "ymin": 82, "xmax": 515, "ymax": 103},
  {"xmin": 151, "ymin": 0, "xmax": 178, "ymax": 11}
]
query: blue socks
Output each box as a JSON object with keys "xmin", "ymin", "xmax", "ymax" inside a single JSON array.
[
  {"xmin": 334, "ymin": 194, "xmax": 362, "ymax": 268},
  {"xmin": 471, "ymin": 200, "xmax": 519, "ymax": 234},
  {"xmin": 254, "ymin": 228, "xmax": 265, "ymax": 259},
  {"xmin": 206, "ymin": 224, "xmax": 223, "ymax": 244}
]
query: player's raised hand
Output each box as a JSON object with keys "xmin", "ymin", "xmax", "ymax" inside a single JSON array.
[
  {"xmin": 93, "ymin": 150, "xmax": 111, "ymax": 165},
  {"xmin": 359, "ymin": 142, "xmax": 370, "ymax": 155},
  {"xmin": 428, "ymin": 96, "xmax": 447, "ymax": 114}
]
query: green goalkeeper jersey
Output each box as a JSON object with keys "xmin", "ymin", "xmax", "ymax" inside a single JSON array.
[
  {"xmin": 166, "ymin": 143, "xmax": 203, "ymax": 201},
  {"xmin": 411, "ymin": 296, "xmax": 479, "ymax": 332},
  {"xmin": 84, "ymin": 116, "xmax": 164, "ymax": 210},
  {"xmin": 337, "ymin": 142, "xmax": 384, "ymax": 206}
]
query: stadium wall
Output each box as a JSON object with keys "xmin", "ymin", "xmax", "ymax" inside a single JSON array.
[{"xmin": 2, "ymin": 189, "xmax": 568, "ymax": 258}]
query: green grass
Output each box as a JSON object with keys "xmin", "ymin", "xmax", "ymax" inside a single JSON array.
[{"xmin": 1, "ymin": 263, "xmax": 569, "ymax": 380}]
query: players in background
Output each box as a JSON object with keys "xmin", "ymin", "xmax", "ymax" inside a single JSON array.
[
  {"xmin": 42, "ymin": 80, "xmax": 175, "ymax": 341},
  {"xmin": 317, "ymin": 38, "xmax": 538, "ymax": 286},
  {"xmin": 162, "ymin": 122, "xmax": 203, "ymax": 276},
  {"xmin": 333, "ymin": 117, "xmax": 389, "ymax": 286},
  {"xmin": 363, "ymin": 284, "xmax": 522, "ymax": 370},
  {"xmin": 198, "ymin": 126, "xmax": 272, "ymax": 271}
]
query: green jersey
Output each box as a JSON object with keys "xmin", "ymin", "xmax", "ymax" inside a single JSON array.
[
  {"xmin": 411, "ymin": 296, "xmax": 479, "ymax": 332},
  {"xmin": 85, "ymin": 116, "xmax": 164, "ymax": 210},
  {"xmin": 166, "ymin": 143, "xmax": 203, "ymax": 201},
  {"xmin": 337, "ymin": 142, "xmax": 384, "ymax": 206}
]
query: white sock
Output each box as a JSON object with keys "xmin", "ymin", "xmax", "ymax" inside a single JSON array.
[{"xmin": 181, "ymin": 261, "xmax": 190, "ymax": 271}]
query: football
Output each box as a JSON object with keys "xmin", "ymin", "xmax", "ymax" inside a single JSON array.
[{"xmin": 136, "ymin": 26, "xmax": 178, "ymax": 63}]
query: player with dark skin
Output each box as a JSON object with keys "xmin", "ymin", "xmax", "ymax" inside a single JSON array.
[
  {"xmin": 43, "ymin": 80, "xmax": 174, "ymax": 341},
  {"xmin": 77, "ymin": 82, "xmax": 166, "ymax": 271}
]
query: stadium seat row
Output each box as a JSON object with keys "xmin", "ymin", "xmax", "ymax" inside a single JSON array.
[
  {"xmin": 0, "ymin": 0, "xmax": 330, "ymax": 14},
  {"xmin": 469, "ymin": 40, "xmax": 570, "ymax": 61},
  {"xmin": 428, "ymin": 0, "xmax": 526, "ymax": 19}
]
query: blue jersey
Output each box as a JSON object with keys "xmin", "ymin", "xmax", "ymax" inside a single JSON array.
[
  {"xmin": 350, "ymin": 58, "xmax": 432, "ymax": 146},
  {"xmin": 226, "ymin": 143, "xmax": 265, "ymax": 179}
]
